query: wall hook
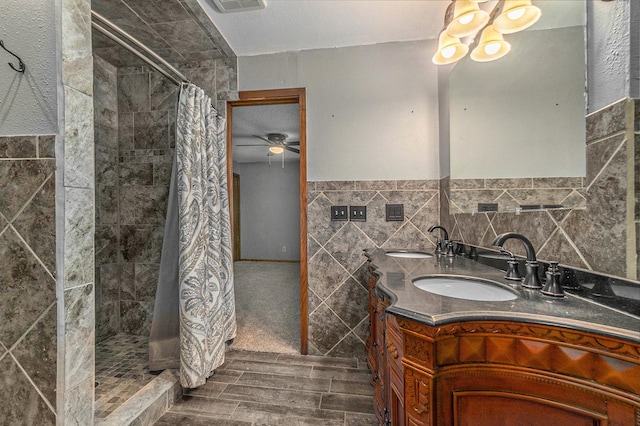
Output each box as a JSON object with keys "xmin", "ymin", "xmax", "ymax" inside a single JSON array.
[{"xmin": 0, "ymin": 40, "xmax": 26, "ymax": 73}]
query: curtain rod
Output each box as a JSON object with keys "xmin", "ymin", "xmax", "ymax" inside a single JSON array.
[{"xmin": 91, "ymin": 10, "xmax": 189, "ymax": 86}]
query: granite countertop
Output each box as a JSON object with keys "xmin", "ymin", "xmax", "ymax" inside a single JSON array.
[{"xmin": 366, "ymin": 248, "xmax": 640, "ymax": 344}]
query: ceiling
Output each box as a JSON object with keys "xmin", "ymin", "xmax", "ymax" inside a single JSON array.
[
  {"xmin": 232, "ymin": 104, "xmax": 300, "ymax": 164},
  {"xmin": 199, "ymin": 0, "xmax": 453, "ymax": 56}
]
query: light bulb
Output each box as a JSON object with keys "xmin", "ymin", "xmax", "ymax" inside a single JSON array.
[
  {"xmin": 459, "ymin": 14, "xmax": 474, "ymax": 25},
  {"xmin": 507, "ymin": 8, "xmax": 526, "ymax": 20},
  {"xmin": 441, "ymin": 46, "xmax": 457, "ymax": 59},
  {"xmin": 484, "ymin": 42, "xmax": 501, "ymax": 55}
]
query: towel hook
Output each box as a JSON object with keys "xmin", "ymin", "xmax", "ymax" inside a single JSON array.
[{"xmin": 0, "ymin": 40, "xmax": 26, "ymax": 73}]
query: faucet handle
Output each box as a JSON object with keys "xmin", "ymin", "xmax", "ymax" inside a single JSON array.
[
  {"xmin": 541, "ymin": 261, "xmax": 565, "ymax": 297},
  {"xmin": 501, "ymin": 249, "xmax": 522, "ymax": 281}
]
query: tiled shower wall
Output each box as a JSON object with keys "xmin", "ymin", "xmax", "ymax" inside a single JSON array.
[
  {"xmin": 94, "ymin": 55, "xmax": 121, "ymax": 341},
  {"xmin": 306, "ymin": 180, "xmax": 440, "ymax": 360},
  {"xmin": 440, "ymin": 98, "xmax": 636, "ymax": 279},
  {"xmin": 0, "ymin": 135, "xmax": 57, "ymax": 423},
  {"xmin": 93, "ymin": 57, "xmax": 238, "ymax": 340}
]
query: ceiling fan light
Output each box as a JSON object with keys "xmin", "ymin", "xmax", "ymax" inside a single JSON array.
[
  {"xmin": 470, "ymin": 25, "xmax": 511, "ymax": 62},
  {"xmin": 269, "ymin": 146, "xmax": 284, "ymax": 154},
  {"xmin": 493, "ymin": 0, "xmax": 541, "ymax": 34},
  {"xmin": 433, "ymin": 31, "xmax": 469, "ymax": 65},
  {"xmin": 446, "ymin": 0, "xmax": 490, "ymax": 38}
]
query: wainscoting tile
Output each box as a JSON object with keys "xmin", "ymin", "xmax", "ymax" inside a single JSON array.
[
  {"xmin": 325, "ymin": 223, "xmax": 373, "ymax": 274},
  {"xmin": 11, "ymin": 303, "xmax": 57, "ymax": 406},
  {"xmin": 0, "ymin": 228, "xmax": 55, "ymax": 347},
  {"xmin": 0, "ymin": 160, "xmax": 54, "ymax": 221},
  {"xmin": 308, "ymin": 304, "xmax": 350, "ymax": 354},
  {"xmin": 308, "ymin": 249, "xmax": 349, "ymax": 300},
  {"xmin": 307, "ymin": 194, "xmax": 347, "ymax": 246},
  {"xmin": 0, "ymin": 356, "xmax": 55, "ymax": 425},
  {"xmin": 11, "ymin": 174, "xmax": 56, "ymax": 274},
  {"xmin": 0, "ymin": 136, "xmax": 37, "ymax": 158},
  {"xmin": 586, "ymin": 98, "xmax": 627, "ymax": 142},
  {"xmin": 325, "ymin": 278, "xmax": 368, "ymax": 329},
  {"xmin": 491, "ymin": 210, "xmax": 557, "ymax": 259},
  {"xmin": 326, "ymin": 333, "xmax": 367, "ymax": 363}
]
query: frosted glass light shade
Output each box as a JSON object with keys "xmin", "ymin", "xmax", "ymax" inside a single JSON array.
[
  {"xmin": 269, "ymin": 146, "xmax": 284, "ymax": 154},
  {"xmin": 493, "ymin": 0, "xmax": 542, "ymax": 34},
  {"xmin": 433, "ymin": 31, "xmax": 469, "ymax": 65},
  {"xmin": 470, "ymin": 25, "xmax": 511, "ymax": 62},
  {"xmin": 446, "ymin": 0, "xmax": 490, "ymax": 38}
]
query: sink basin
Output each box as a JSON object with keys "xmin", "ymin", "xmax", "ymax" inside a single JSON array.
[
  {"xmin": 413, "ymin": 276, "xmax": 518, "ymax": 301},
  {"xmin": 386, "ymin": 251, "xmax": 432, "ymax": 259}
]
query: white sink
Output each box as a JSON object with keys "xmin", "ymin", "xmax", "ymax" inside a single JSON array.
[
  {"xmin": 413, "ymin": 276, "xmax": 518, "ymax": 301},
  {"xmin": 385, "ymin": 251, "xmax": 432, "ymax": 259}
]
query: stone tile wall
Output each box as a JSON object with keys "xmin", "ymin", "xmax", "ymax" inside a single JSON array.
[
  {"xmin": 449, "ymin": 177, "xmax": 586, "ymax": 213},
  {"xmin": 116, "ymin": 65, "xmax": 177, "ymax": 336},
  {"xmin": 0, "ymin": 135, "xmax": 57, "ymax": 424},
  {"xmin": 306, "ymin": 180, "xmax": 440, "ymax": 360},
  {"xmin": 441, "ymin": 98, "xmax": 634, "ymax": 279},
  {"xmin": 92, "ymin": 58, "xmax": 238, "ymax": 338},
  {"xmin": 59, "ymin": 0, "xmax": 96, "ymax": 421},
  {"xmin": 94, "ymin": 55, "xmax": 121, "ymax": 341}
]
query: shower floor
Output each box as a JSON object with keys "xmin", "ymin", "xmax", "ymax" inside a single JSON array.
[{"xmin": 94, "ymin": 333, "xmax": 158, "ymax": 420}]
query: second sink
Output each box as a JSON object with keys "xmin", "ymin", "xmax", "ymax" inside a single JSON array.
[
  {"xmin": 386, "ymin": 250, "xmax": 432, "ymax": 259},
  {"xmin": 413, "ymin": 275, "xmax": 519, "ymax": 301}
]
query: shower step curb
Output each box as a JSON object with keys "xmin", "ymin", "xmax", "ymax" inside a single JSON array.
[{"xmin": 95, "ymin": 369, "xmax": 181, "ymax": 426}]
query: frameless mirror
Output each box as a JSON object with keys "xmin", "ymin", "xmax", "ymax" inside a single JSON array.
[{"xmin": 448, "ymin": 0, "xmax": 586, "ymax": 213}]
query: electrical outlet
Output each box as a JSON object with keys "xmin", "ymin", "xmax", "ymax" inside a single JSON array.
[
  {"xmin": 331, "ymin": 205, "xmax": 348, "ymax": 221},
  {"xmin": 350, "ymin": 206, "xmax": 366, "ymax": 221},
  {"xmin": 282, "ymin": 246, "xmax": 287, "ymax": 253},
  {"xmin": 385, "ymin": 204, "xmax": 404, "ymax": 221},
  {"xmin": 477, "ymin": 203, "xmax": 498, "ymax": 212}
]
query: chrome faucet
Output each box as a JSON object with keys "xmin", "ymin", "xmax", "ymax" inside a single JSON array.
[
  {"xmin": 428, "ymin": 225, "xmax": 449, "ymax": 255},
  {"xmin": 491, "ymin": 232, "xmax": 542, "ymax": 289}
]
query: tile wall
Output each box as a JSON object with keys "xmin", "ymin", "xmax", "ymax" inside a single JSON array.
[
  {"xmin": 306, "ymin": 180, "xmax": 440, "ymax": 360},
  {"xmin": 0, "ymin": 135, "xmax": 57, "ymax": 424},
  {"xmin": 94, "ymin": 55, "xmax": 121, "ymax": 341},
  {"xmin": 449, "ymin": 176, "xmax": 586, "ymax": 213},
  {"xmin": 440, "ymin": 98, "xmax": 635, "ymax": 279},
  {"xmin": 93, "ymin": 56, "xmax": 238, "ymax": 339}
]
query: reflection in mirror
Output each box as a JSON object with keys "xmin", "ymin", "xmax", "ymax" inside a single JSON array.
[{"xmin": 448, "ymin": 0, "xmax": 586, "ymax": 214}]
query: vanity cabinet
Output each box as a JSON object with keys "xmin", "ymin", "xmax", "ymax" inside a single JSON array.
[{"xmin": 367, "ymin": 268, "xmax": 640, "ymax": 426}]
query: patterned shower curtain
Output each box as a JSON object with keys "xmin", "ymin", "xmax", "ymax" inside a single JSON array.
[{"xmin": 173, "ymin": 83, "xmax": 236, "ymax": 388}]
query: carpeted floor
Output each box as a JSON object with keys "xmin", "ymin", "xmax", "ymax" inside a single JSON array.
[{"xmin": 232, "ymin": 261, "xmax": 300, "ymax": 354}]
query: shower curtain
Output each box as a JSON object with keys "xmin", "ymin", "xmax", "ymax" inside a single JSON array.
[{"xmin": 149, "ymin": 83, "xmax": 236, "ymax": 388}]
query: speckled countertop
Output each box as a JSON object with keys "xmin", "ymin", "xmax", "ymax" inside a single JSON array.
[{"xmin": 366, "ymin": 248, "xmax": 640, "ymax": 343}]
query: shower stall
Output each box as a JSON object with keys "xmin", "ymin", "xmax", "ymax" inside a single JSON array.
[{"xmin": 90, "ymin": 2, "xmax": 238, "ymax": 420}]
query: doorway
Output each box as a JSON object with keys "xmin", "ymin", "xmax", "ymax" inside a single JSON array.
[{"xmin": 227, "ymin": 88, "xmax": 308, "ymax": 354}]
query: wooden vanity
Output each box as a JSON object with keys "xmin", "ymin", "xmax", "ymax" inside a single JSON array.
[{"xmin": 366, "ymin": 251, "xmax": 640, "ymax": 425}]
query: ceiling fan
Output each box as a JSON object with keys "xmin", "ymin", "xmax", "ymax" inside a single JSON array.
[{"xmin": 237, "ymin": 133, "xmax": 300, "ymax": 154}]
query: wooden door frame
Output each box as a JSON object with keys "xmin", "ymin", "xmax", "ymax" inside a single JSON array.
[{"xmin": 226, "ymin": 88, "xmax": 308, "ymax": 355}]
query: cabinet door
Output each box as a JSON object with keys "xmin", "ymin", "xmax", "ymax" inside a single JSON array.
[
  {"xmin": 388, "ymin": 366, "xmax": 405, "ymax": 426},
  {"xmin": 436, "ymin": 368, "xmax": 635, "ymax": 426}
]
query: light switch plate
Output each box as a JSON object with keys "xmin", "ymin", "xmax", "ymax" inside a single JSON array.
[
  {"xmin": 331, "ymin": 205, "xmax": 348, "ymax": 221},
  {"xmin": 350, "ymin": 206, "xmax": 366, "ymax": 221}
]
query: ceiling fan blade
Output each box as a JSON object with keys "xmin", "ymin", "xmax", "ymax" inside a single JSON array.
[
  {"xmin": 236, "ymin": 144, "xmax": 269, "ymax": 147},
  {"xmin": 284, "ymin": 141, "xmax": 300, "ymax": 146},
  {"xmin": 253, "ymin": 135, "xmax": 274, "ymax": 144},
  {"xmin": 284, "ymin": 145, "xmax": 300, "ymax": 154}
]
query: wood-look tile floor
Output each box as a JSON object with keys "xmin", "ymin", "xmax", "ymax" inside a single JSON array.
[{"xmin": 154, "ymin": 350, "xmax": 377, "ymax": 425}]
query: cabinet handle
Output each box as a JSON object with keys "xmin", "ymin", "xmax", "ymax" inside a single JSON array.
[
  {"xmin": 373, "ymin": 342, "xmax": 378, "ymax": 348},
  {"xmin": 373, "ymin": 374, "xmax": 379, "ymax": 381}
]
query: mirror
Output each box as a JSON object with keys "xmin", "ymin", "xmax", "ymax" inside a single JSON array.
[{"xmin": 448, "ymin": 0, "xmax": 586, "ymax": 214}]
